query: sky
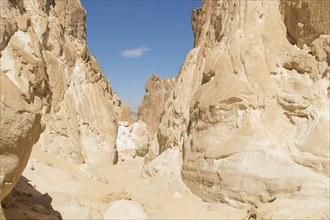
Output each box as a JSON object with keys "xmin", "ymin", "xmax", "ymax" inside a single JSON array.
[{"xmin": 81, "ymin": 0, "xmax": 201, "ymax": 111}]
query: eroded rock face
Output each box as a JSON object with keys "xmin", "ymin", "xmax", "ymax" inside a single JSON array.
[
  {"xmin": 32, "ymin": 0, "xmax": 118, "ymax": 164},
  {"xmin": 0, "ymin": 0, "xmax": 118, "ymax": 210},
  {"xmin": 150, "ymin": 0, "xmax": 329, "ymax": 218},
  {"xmin": 138, "ymin": 74, "xmax": 176, "ymax": 135},
  {"xmin": 138, "ymin": 75, "xmax": 176, "ymax": 163},
  {"xmin": 279, "ymin": 0, "xmax": 330, "ymax": 47},
  {"xmin": 119, "ymin": 103, "xmax": 135, "ymax": 124},
  {"xmin": 7, "ymin": 0, "xmax": 119, "ymax": 165}
]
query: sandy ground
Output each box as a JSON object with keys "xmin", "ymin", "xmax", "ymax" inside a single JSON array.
[{"xmin": 3, "ymin": 147, "xmax": 246, "ymax": 219}]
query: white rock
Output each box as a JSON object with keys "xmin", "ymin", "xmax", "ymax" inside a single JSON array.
[
  {"xmin": 116, "ymin": 121, "xmax": 151, "ymax": 160},
  {"xmin": 143, "ymin": 147, "xmax": 181, "ymax": 178},
  {"xmin": 104, "ymin": 200, "xmax": 148, "ymax": 220}
]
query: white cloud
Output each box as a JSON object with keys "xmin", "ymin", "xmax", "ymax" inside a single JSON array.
[{"xmin": 120, "ymin": 46, "xmax": 151, "ymax": 58}]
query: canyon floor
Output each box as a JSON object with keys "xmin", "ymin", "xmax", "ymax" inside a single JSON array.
[{"xmin": 3, "ymin": 147, "xmax": 247, "ymax": 220}]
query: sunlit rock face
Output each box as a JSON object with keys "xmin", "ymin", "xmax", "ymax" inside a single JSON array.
[
  {"xmin": 138, "ymin": 74, "xmax": 176, "ymax": 135},
  {"xmin": 118, "ymin": 102, "xmax": 135, "ymax": 124},
  {"xmin": 23, "ymin": 0, "xmax": 119, "ymax": 165},
  {"xmin": 149, "ymin": 0, "xmax": 329, "ymax": 218},
  {"xmin": 0, "ymin": 0, "xmax": 119, "ymax": 210},
  {"xmin": 27, "ymin": 0, "xmax": 119, "ymax": 166},
  {"xmin": 138, "ymin": 74, "xmax": 176, "ymax": 162}
]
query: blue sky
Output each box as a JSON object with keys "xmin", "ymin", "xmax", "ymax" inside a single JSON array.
[{"xmin": 81, "ymin": 0, "xmax": 201, "ymax": 111}]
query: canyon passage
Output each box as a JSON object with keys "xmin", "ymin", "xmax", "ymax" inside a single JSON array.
[{"xmin": 0, "ymin": 0, "xmax": 329, "ymax": 219}]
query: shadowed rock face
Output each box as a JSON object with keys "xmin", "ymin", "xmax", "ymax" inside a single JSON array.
[
  {"xmin": 279, "ymin": 0, "xmax": 330, "ymax": 48},
  {"xmin": 145, "ymin": 0, "xmax": 329, "ymax": 218},
  {"xmin": 0, "ymin": 0, "xmax": 119, "ymax": 213},
  {"xmin": 2, "ymin": 176, "xmax": 62, "ymax": 220}
]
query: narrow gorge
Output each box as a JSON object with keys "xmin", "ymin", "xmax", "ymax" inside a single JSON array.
[{"xmin": 0, "ymin": 0, "xmax": 329, "ymax": 219}]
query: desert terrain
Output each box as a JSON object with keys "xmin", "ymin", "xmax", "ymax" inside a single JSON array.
[{"xmin": 1, "ymin": 0, "xmax": 329, "ymax": 219}]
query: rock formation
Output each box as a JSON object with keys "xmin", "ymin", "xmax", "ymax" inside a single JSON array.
[
  {"xmin": 138, "ymin": 74, "xmax": 176, "ymax": 135},
  {"xmin": 28, "ymin": 0, "xmax": 119, "ymax": 165},
  {"xmin": 279, "ymin": 0, "xmax": 330, "ymax": 48},
  {"xmin": 138, "ymin": 75, "xmax": 176, "ymax": 163},
  {"xmin": 0, "ymin": 0, "xmax": 119, "ymax": 215},
  {"xmin": 116, "ymin": 121, "xmax": 150, "ymax": 161},
  {"xmin": 0, "ymin": 0, "xmax": 51, "ymax": 210},
  {"xmin": 1, "ymin": 0, "xmax": 329, "ymax": 219},
  {"xmin": 142, "ymin": 0, "xmax": 330, "ymax": 219},
  {"xmin": 118, "ymin": 100, "xmax": 136, "ymax": 124}
]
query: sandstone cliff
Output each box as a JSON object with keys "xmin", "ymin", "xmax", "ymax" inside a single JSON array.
[
  {"xmin": 147, "ymin": 0, "xmax": 329, "ymax": 218},
  {"xmin": 28, "ymin": 0, "xmax": 119, "ymax": 165},
  {"xmin": 138, "ymin": 75, "xmax": 176, "ymax": 163},
  {"xmin": 118, "ymin": 100, "xmax": 135, "ymax": 124},
  {"xmin": 138, "ymin": 74, "xmax": 176, "ymax": 135},
  {"xmin": 0, "ymin": 0, "xmax": 119, "ymax": 213}
]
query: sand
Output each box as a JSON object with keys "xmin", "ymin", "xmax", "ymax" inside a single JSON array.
[{"xmin": 3, "ymin": 147, "xmax": 246, "ymax": 219}]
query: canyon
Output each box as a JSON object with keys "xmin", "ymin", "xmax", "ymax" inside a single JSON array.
[{"xmin": 0, "ymin": 0, "xmax": 329, "ymax": 219}]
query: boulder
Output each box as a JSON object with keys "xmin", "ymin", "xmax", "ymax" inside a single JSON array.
[{"xmin": 104, "ymin": 200, "xmax": 148, "ymax": 220}]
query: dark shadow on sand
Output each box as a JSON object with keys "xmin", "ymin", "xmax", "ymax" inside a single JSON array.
[{"xmin": 2, "ymin": 176, "xmax": 62, "ymax": 220}]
